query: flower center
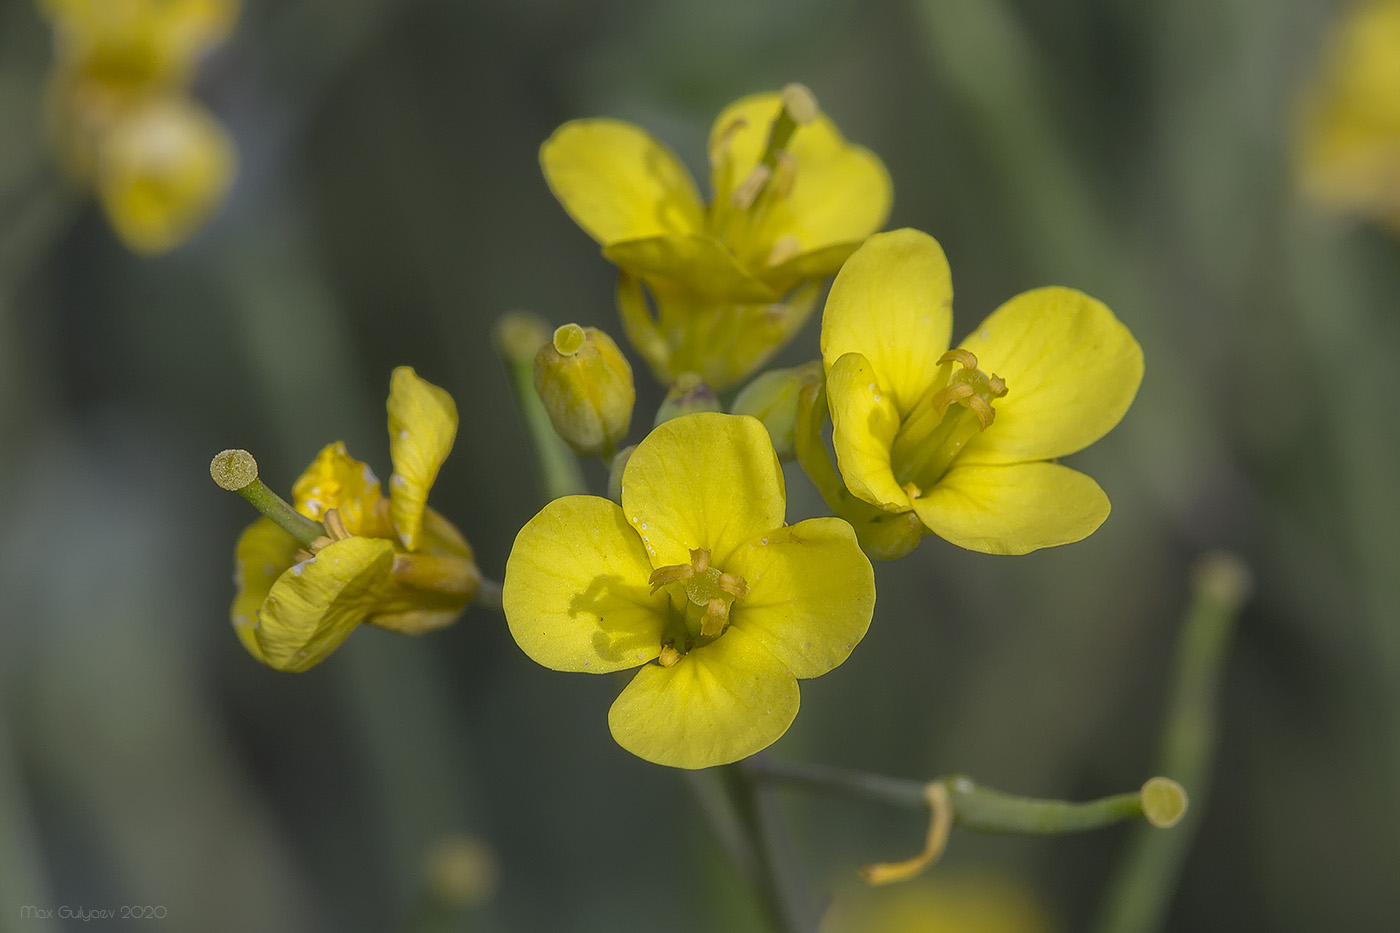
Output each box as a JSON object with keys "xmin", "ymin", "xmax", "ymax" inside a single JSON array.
[
  {"xmin": 648, "ymin": 548, "xmax": 750, "ymax": 665},
  {"xmin": 890, "ymin": 349, "xmax": 1009, "ymax": 497},
  {"xmin": 707, "ymin": 84, "xmax": 819, "ymax": 269}
]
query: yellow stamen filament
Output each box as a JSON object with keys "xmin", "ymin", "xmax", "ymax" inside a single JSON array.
[
  {"xmin": 707, "ymin": 116, "xmax": 748, "ymax": 166},
  {"xmin": 730, "ymin": 164, "xmax": 773, "ymax": 210},
  {"xmin": 657, "ymin": 644, "xmax": 681, "ymax": 668},
  {"xmin": 859, "ymin": 782, "xmax": 952, "ymax": 886},
  {"xmin": 772, "ymin": 150, "xmax": 798, "ymax": 199},
  {"xmin": 938, "ymin": 348, "xmax": 979, "ymax": 370},
  {"xmin": 699, "ymin": 598, "xmax": 729, "ymax": 637}
]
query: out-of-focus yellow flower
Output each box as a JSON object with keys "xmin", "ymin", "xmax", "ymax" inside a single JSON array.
[
  {"xmin": 543, "ymin": 85, "xmax": 891, "ymax": 390},
  {"xmin": 533, "ymin": 323, "xmax": 635, "ymax": 458},
  {"xmin": 822, "ymin": 874, "xmax": 1055, "ymax": 933},
  {"xmin": 94, "ymin": 97, "xmax": 235, "ymax": 255},
  {"xmin": 1298, "ymin": 0, "xmax": 1400, "ymax": 229},
  {"xmin": 820, "ymin": 229, "xmax": 1142, "ymax": 557},
  {"xmin": 231, "ymin": 368, "xmax": 479, "ymax": 672},
  {"xmin": 40, "ymin": 0, "xmax": 239, "ymax": 81},
  {"xmin": 503, "ymin": 412, "xmax": 874, "ymax": 769}
]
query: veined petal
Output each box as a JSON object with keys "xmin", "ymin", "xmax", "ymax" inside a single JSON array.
[
  {"xmin": 291, "ymin": 441, "xmax": 392, "ymax": 537},
  {"xmin": 827, "ymin": 352, "xmax": 911, "ymax": 513},
  {"xmin": 503, "ymin": 495, "xmax": 669, "ymax": 673},
  {"xmin": 821, "ymin": 229, "xmax": 953, "ymax": 418},
  {"xmin": 957, "ymin": 287, "xmax": 1144, "ymax": 465},
  {"xmin": 231, "ymin": 517, "xmax": 300, "ymax": 662},
  {"xmin": 541, "ymin": 119, "xmax": 705, "ymax": 246},
  {"xmin": 911, "ymin": 461, "xmax": 1111, "ymax": 556},
  {"xmin": 608, "ymin": 625, "xmax": 799, "ymax": 769},
  {"xmin": 254, "ymin": 536, "xmax": 398, "ymax": 672},
  {"xmin": 727, "ymin": 518, "xmax": 874, "ymax": 679},
  {"xmin": 603, "ymin": 235, "xmax": 777, "ymax": 302},
  {"xmin": 620, "ymin": 412, "xmax": 785, "ymax": 569},
  {"xmin": 762, "ymin": 240, "xmax": 864, "ymax": 292},
  {"xmin": 387, "ymin": 366, "xmax": 457, "ymax": 551}
]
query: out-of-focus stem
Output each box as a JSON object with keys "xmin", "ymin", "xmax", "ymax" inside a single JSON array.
[
  {"xmin": 1092, "ymin": 552, "xmax": 1251, "ymax": 933},
  {"xmin": 494, "ymin": 312, "xmax": 588, "ymax": 501}
]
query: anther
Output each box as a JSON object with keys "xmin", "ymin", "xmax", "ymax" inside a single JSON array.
[
  {"xmin": 308, "ymin": 535, "xmax": 333, "ymax": 553},
  {"xmin": 648, "ymin": 563, "xmax": 695, "ymax": 593},
  {"xmin": 766, "ymin": 234, "xmax": 801, "ymax": 267},
  {"xmin": 987, "ymin": 373, "xmax": 1008, "ymax": 397},
  {"xmin": 658, "ymin": 643, "xmax": 681, "ymax": 668},
  {"xmin": 717, "ymin": 572, "xmax": 749, "ymax": 599},
  {"xmin": 699, "ymin": 598, "xmax": 730, "ymax": 637},
  {"xmin": 965, "ymin": 395, "xmax": 996, "ymax": 428},
  {"xmin": 689, "ymin": 548, "xmax": 711, "ymax": 574},
  {"xmin": 937, "ymin": 349, "xmax": 979, "ymax": 370},
  {"xmin": 930, "ymin": 382, "xmax": 975, "ymax": 416},
  {"xmin": 902, "ymin": 482, "xmax": 923, "ymax": 500},
  {"xmin": 323, "ymin": 508, "xmax": 350, "ymax": 540},
  {"xmin": 730, "ymin": 164, "xmax": 773, "ymax": 210},
  {"xmin": 780, "ymin": 83, "xmax": 820, "ymax": 125}
]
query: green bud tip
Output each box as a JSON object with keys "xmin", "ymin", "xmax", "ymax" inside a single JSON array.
[
  {"xmin": 210, "ymin": 448, "xmax": 258, "ymax": 491},
  {"xmin": 494, "ymin": 310, "xmax": 552, "ymax": 364},
  {"xmin": 552, "ymin": 323, "xmax": 586, "ymax": 356},
  {"xmin": 1140, "ymin": 777, "xmax": 1189, "ymax": 828}
]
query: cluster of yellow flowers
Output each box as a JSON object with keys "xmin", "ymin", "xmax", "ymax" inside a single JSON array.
[
  {"xmin": 222, "ymin": 85, "xmax": 1143, "ymax": 772},
  {"xmin": 39, "ymin": 0, "xmax": 237, "ymax": 254}
]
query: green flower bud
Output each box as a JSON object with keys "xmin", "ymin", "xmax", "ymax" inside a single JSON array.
[
  {"xmin": 534, "ymin": 324, "xmax": 635, "ymax": 458},
  {"xmin": 730, "ymin": 361, "xmax": 823, "ymax": 460},
  {"xmin": 654, "ymin": 372, "xmax": 721, "ymax": 427}
]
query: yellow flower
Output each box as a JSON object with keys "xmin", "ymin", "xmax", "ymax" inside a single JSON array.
[
  {"xmin": 822, "ymin": 874, "xmax": 1054, "ymax": 933},
  {"xmin": 542, "ymin": 85, "xmax": 891, "ymax": 389},
  {"xmin": 503, "ymin": 412, "xmax": 875, "ymax": 769},
  {"xmin": 41, "ymin": 0, "xmax": 239, "ymax": 82},
  {"xmin": 820, "ymin": 229, "xmax": 1143, "ymax": 557},
  {"xmin": 1298, "ymin": 0, "xmax": 1400, "ymax": 229},
  {"xmin": 231, "ymin": 367, "xmax": 479, "ymax": 672},
  {"xmin": 94, "ymin": 96, "xmax": 236, "ymax": 255}
]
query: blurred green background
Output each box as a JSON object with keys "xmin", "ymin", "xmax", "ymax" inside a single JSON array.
[{"xmin": 2, "ymin": 0, "xmax": 1397, "ymax": 930}]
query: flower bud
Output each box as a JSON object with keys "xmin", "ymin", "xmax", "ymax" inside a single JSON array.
[
  {"xmin": 730, "ymin": 361, "xmax": 823, "ymax": 460},
  {"xmin": 653, "ymin": 372, "xmax": 721, "ymax": 427},
  {"xmin": 534, "ymin": 324, "xmax": 634, "ymax": 457}
]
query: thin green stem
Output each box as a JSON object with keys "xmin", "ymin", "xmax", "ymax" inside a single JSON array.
[
  {"xmin": 235, "ymin": 479, "xmax": 326, "ymax": 546},
  {"xmin": 746, "ymin": 757, "xmax": 1176, "ymax": 835},
  {"xmin": 472, "ymin": 578, "xmax": 503, "ymax": 613},
  {"xmin": 494, "ymin": 313, "xmax": 588, "ymax": 501},
  {"xmin": 723, "ymin": 761, "xmax": 817, "ymax": 933},
  {"xmin": 1093, "ymin": 553, "xmax": 1250, "ymax": 933}
]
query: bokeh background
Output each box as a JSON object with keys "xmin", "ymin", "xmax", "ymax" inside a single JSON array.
[{"xmin": 2, "ymin": 0, "xmax": 1398, "ymax": 930}]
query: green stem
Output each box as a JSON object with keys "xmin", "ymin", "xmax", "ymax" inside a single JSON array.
[
  {"xmin": 494, "ymin": 313, "xmax": 588, "ymax": 501},
  {"xmin": 746, "ymin": 757, "xmax": 1177, "ymax": 835},
  {"xmin": 1092, "ymin": 553, "xmax": 1250, "ymax": 933},
  {"xmin": 723, "ymin": 761, "xmax": 816, "ymax": 933}
]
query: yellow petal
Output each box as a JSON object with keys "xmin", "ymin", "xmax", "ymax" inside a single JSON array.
[
  {"xmin": 827, "ymin": 352, "xmax": 912, "ymax": 513},
  {"xmin": 727, "ymin": 518, "xmax": 874, "ymax": 679},
  {"xmin": 821, "ymin": 229, "xmax": 953, "ymax": 417},
  {"xmin": 503, "ymin": 495, "xmax": 669, "ymax": 673},
  {"xmin": 620, "ymin": 412, "xmax": 785, "ymax": 569},
  {"xmin": 541, "ymin": 118, "xmax": 705, "ymax": 246},
  {"xmin": 231, "ymin": 517, "xmax": 300, "ymax": 662},
  {"xmin": 608, "ymin": 625, "xmax": 799, "ymax": 769},
  {"xmin": 649, "ymin": 278, "xmax": 822, "ymax": 391},
  {"xmin": 96, "ymin": 96, "xmax": 235, "ymax": 255},
  {"xmin": 603, "ymin": 235, "xmax": 776, "ymax": 301},
  {"xmin": 254, "ymin": 536, "xmax": 397, "ymax": 672},
  {"xmin": 707, "ymin": 92, "xmax": 892, "ymax": 263},
  {"xmin": 291, "ymin": 441, "xmax": 393, "ymax": 537},
  {"xmin": 956, "ymin": 287, "xmax": 1144, "ymax": 465},
  {"xmin": 912, "ymin": 461, "xmax": 1111, "ymax": 555},
  {"xmin": 387, "ymin": 366, "xmax": 458, "ymax": 551}
]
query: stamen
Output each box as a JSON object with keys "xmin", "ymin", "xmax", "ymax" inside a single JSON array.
[
  {"xmin": 965, "ymin": 395, "xmax": 996, "ymax": 428},
  {"xmin": 772, "ymin": 150, "xmax": 798, "ymax": 199},
  {"xmin": 323, "ymin": 507, "xmax": 350, "ymax": 540},
  {"xmin": 699, "ymin": 598, "xmax": 729, "ymax": 637},
  {"xmin": 937, "ymin": 348, "xmax": 979, "ymax": 370},
  {"xmin": 902, "ymin": 482, "xmax": 923, "ymax": 500},
  {"xmin": 717, "ymin": 572, "xmax": 749, "ymax": 599},
  {"xmin": 929, "ymin": 382, "xmax": 975, "ymax": 416},
  {"xmin": 987, "ymin": 373, "xmax": 1008, "ymax": 397},
  {"xmin": 707, "ymin": 116, "xmax": 748, "ymax": 166},
  {"xmin": 648, "ymin": 563, "xmax": 695, "ymax": 593},
  {"xmin": 658, "ymin": 643, "xmax": 681, "ymax": 668},
  {"xmin": 730, "ymin": 164, "xmax": 772, "ymax": 209},
  {"xmin": 780, "ymin": 83, "xmax": 819, "ymax": 125},
  {"xmin": 308, "ymin": 535, "xmax": 333, "ymax": 553},
  {"xmin": 766, "ymin": 234, "xmax": 802, "ymax": 267},
  {"xmin": 689, "ymin": 548, "xmax": 711, "ymax": 574}
]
